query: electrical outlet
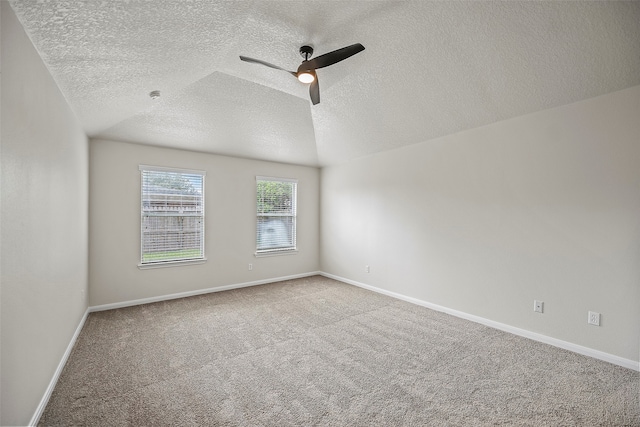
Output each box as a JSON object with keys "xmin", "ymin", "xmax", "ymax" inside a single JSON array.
[
  {"xmin": 248, "ymin": 263, "xmax": 253, "ymax": 271},
  {"xmin": 534, "ymin": 300, "xmax": 544, "ymax": 313},
  {"xmin": 365, "ymin": 265, "xmax": 370, "ymax": 273},
  {"xmin": 588, "ymin": 311, "xmax": 600, "ymax": 326}
]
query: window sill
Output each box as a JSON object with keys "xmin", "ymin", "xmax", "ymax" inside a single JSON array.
[
  {"xmin": 138, "ymin": 258, "xmax": 207, "ymax": 269},
  {"xmin": 254, "ymin": 250, "xmax": 298, "ymax": 258}
]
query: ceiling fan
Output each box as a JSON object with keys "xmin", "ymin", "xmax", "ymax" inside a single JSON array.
[{"xmin": 240, "ymin": 43, "xmax": 365, "ymax": 105}]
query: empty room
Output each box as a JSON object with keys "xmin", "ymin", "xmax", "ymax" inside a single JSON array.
[{"xmin": 1, "ymin": 1, "xmax": 639, "ymax": 425}]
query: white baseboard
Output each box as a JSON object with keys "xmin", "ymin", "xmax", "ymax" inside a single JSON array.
[
  {"xmin": 89, "ymin": 271, "xmax": 322, "ymax": 312},
  {"xmin": 320, "ymin": 272, "xmax": 639, "ymax": 372},
  {"xmin": 29, "ymin": 308, "xmax": 90, "ymax": 427}
]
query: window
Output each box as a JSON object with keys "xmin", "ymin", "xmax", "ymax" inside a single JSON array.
[
  {"xmin": 256, "ymin": 176, "xmax": 297, "ymax": 255},
  {"xmin": 140, "ymin": 165, "xmax": 205, "ymax": 266}
]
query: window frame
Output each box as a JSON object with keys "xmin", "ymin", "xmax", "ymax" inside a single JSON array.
[
  {"xmin": 255, "ymin": 176, "xmax": 298, "ymax": 257},
  {"xmin": 138, "ymin": 165, "xmax": 206, "ymax": 269}
]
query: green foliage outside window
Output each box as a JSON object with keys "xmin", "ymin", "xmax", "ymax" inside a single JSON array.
[
  {"xmin": 147, "ymin": 172, "xmax": 199, "ymax": 194},
  {"xmin": 257, "ymin": 180, "xmax": 294, "ymax": 214}
]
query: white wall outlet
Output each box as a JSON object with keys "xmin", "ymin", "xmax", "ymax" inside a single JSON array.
[
  {"xmin": 248, "ymin": 263, "xmax": 253, "ymax": 271},
  {"xmin": 365, "ymin": 265, "xmax": 370, "ymax": 273},
  {"xmin": 588, "ymin": 311, "xmax": 600, "ymax": 326},
  {"xmin": 534, "ymin": 300, "xmax": 544, "ymax": 313}
]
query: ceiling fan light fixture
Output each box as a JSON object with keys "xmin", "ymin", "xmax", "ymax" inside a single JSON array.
[{"xmin": 297, "ymin": 70, "xmax": 315, "ymax": 84}]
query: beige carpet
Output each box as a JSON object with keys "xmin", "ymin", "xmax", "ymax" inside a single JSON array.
[{"xmin": 40, "ymin": 276, "xmax": 639, "ymax": 426}]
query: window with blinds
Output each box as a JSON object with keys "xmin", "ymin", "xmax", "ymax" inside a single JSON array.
[
  {"xmin": 256, "ymin": 176, "xmax": 297, "ymax": 254},
  {"xmin": 140, "ymin": 165, "xmax": 205, "ymax": 266}
]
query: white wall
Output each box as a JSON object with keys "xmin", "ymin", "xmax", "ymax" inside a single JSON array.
[
  {"xmin": 321, "ymin": 86, "xmax": 640, "ymax": 363},
  {"xmin": 1, "ymin": 3, "xmax": 89, "ymax": 425},
  {"xmin": 89, "ymin": 139, "xmax": 320, "ymax": 306}
]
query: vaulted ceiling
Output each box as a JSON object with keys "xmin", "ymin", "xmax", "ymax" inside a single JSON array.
[{"xmin": 9, "ymin": 1, "xmax": 640, "ymax": 167}]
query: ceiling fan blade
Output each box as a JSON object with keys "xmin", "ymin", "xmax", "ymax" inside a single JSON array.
[
  {"xmin": 302, "ymin": 43, "xmax": 365, "ymax": 71},
  {"xmin": 239, "ymin": 56, "xmax": 296, "ymax": 77},
  {"xmin": 309, "ymin": 78, "xmax": 320, "ymax": 105}
]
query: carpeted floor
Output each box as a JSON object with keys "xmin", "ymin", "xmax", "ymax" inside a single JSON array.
[{"xmin": 40, "ymin": 275, "xmax": 639, "ymax": 426}]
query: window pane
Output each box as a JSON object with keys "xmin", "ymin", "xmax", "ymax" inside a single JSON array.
[
  {"xmin": 256, "ymin": 177, "xmax": 297, "ymax": 252},
  {"xmin": 257, "ymin": 180, "xmax": 295, "ymax": 215},
  {"xmin": 141, "ymin": 167, "xmax": 205, "ymax": 264},
  {"xmin": 257, "ymin": 217, "xmax": 295, "ymax": 250}
]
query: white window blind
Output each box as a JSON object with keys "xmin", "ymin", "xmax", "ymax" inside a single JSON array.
[
  {"xmin": 256, "ymin": 176, "xmax": 297, "ymax": 254},
  {"xmin": 140, "ymin": 165, "xmax": 205, "ymax": 265}
]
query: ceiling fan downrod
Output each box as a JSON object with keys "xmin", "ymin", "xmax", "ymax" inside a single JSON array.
[{"xmin": 299, "ymin": 45, "xmax": 314, "ymax": 61}]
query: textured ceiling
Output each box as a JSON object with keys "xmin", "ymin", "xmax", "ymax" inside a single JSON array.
[{"xmin": 9, "ymin": 1, "xmax": 640, "ymax": 167}]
